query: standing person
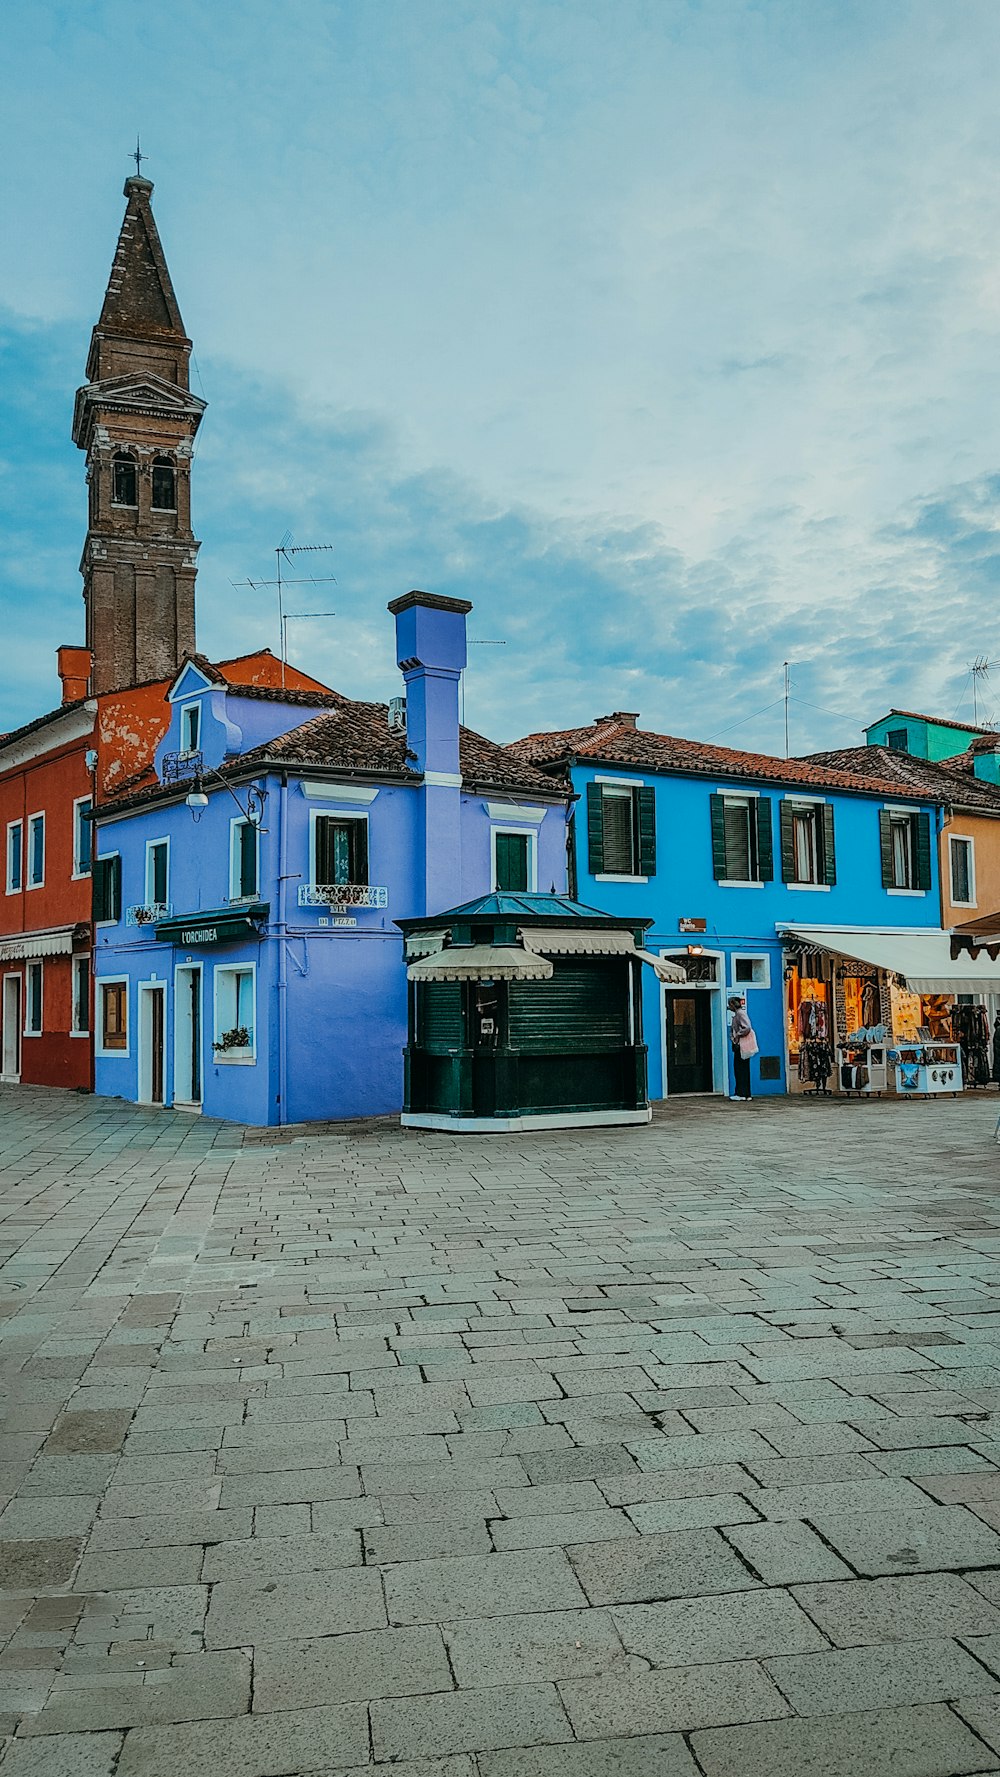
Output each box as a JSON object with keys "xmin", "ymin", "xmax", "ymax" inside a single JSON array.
[{"xmin": 728, "ymin": 995, "xmax": 758, "ymax": 1101}]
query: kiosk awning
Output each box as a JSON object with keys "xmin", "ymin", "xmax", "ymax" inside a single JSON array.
[
  {"xmin": 779, "ymin": 924, "xmax": 1000, "ymax": 995},
  {"xmin": 519, "ymin": 928, "xmax": 687, "ymax": 982},
  {"xmin": 407, "ymin": 945, "xmax": 554, "ymax": 983}
]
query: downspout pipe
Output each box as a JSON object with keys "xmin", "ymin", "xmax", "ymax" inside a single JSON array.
[{"xmin": 276, "ymin": 769, "xmax": 289, "ymax": 1127}]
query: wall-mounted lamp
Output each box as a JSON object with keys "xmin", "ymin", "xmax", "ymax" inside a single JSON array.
[
  {"xmin": 687, "ymin": 943, "xmax": 704, "ymax": 956},
  {"xmin": 185, "ymin": 768, "xmax": 268, "ymax": 832}
]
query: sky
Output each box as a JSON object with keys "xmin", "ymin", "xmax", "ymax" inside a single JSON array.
[{"xmin": 3, "ymin": 0, "xmax": 1000, "ymax": 755}]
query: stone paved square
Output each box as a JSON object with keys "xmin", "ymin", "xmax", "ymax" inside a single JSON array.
[{"xmin": 5, "ymin": 1085, "xmax": 1000, "ymax": 1772}]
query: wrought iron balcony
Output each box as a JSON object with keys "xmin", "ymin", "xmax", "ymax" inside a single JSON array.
[
  {"xmin": 161, "ymin": 749, "xmax": 203, "ymax": 786},
  {"xmin": 297, "ymin": 883, "xmax": 388, "ymax": 910},
  {"xmin": 126, "ymin": 903, "xmax": 173, "ymax": 927}
]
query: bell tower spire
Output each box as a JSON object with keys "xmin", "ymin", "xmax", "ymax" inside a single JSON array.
[{"xmin": 72, "ymin": 173, "xmax": 206, "ymax": 693}]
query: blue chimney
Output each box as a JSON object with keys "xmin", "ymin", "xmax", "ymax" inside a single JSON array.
[{"xmin": 388, "ymin": 591, "xmax": 471, "ymax": 778}]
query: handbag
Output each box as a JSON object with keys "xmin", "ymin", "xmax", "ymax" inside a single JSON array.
[{"xmin": 738, "ymin": 1032, "xmax": 759, "ymax": 1060}]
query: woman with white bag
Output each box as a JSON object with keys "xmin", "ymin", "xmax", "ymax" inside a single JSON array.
[{"xmin": 728, "ymin": 995, "xmax": 758, "ymax": 1101}]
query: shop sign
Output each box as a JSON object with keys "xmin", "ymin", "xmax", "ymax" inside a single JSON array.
[
  {"xmin": 156, "ymin": 905, "xmax": 268, "ymax": 947},
  {"xmin": 679, "ymin": 918, "xmax": 707, "ymax": 933}
]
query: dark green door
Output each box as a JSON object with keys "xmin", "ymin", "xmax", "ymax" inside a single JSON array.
[{"xmin": 664, "ymin": 991, "xmax": 713, "ymax": 1094}]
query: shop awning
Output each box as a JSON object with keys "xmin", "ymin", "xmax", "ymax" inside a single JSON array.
[
  {"xmin": 0, "ymin": 927, "xmax": 76, "ymax": 964},
  {"xmin": 155, "ymin": 904, "xmax": 269, "ymax": 947},
  {"xmin": 407, "ymin": 945, "xmax": 554, "ymax": 983},
  {"xmin": 519, "ymin": 928, "xmax": 687, "ymax": 982},
  {"xmin": 405, "ymin": 931, "xmax": 449, "ymax": 961},
  {"xmin": 779, "ymin": 924, "xmax": 1000, "ymax": 995}
]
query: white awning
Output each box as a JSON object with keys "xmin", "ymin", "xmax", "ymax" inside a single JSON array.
[
  {"xmin": 0, "ymin": 928, "xmax": 76, "ymax": 964},
  {"xmin": 519, "ymin": 927, "xmax": 687, "ymax": 982},
  {"xmin": 404, "ymin": 931, "xmax": 449, "ymax": 961},
  {"xmin": 407, "ymin": 945, "xmax": 554, "ymax": 983},
  {"xmin": 779, "ymin": 924, "xmax": 1000, "ymax": 995}
]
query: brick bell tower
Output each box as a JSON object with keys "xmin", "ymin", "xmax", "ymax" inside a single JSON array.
[{"xmin": 72, "ymin": 175, "xmax": 206, "ymax": 693}]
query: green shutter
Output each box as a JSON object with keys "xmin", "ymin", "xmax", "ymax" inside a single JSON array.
[
  {"xmin": 110, "ymin": 855, "xmax": 121, "ymax": 921},
  {"xmin": 879, "ymin": 809, "xmax": 894, "ymax": 888},
  {"xmin": 352, "ymin": 819, "xmax": 369, "ymax": 885},
  {"xmin": 496, "ymin": 832, "xmax": 529, "ymax": 892},
  {"xmin": 710, "ymin": 793, "xmax": 728, "ymax": 879},
  {"xmin": 93, "ymin": 855, "xmax": 121, "ymax": 923},
  {"xmin": 915, "ymin": 811, "xmax": 932, "ymax": 890},
  {"xmin": 586, "ymin": 782, "xmax": 604, "ymax": 875},
  {"xmin": 637, "ymin": 786, "xmax": 656, "ymax": 877},
  {"xmin": 239, "ymin": 823, "xmax": 257, "ymax": 897},
  {"xmin": 779, "ymin": 802, "xmax": 795, "ymax": 883},
  {"xmin": 152, "ymin": 844, "xmax": 167, "ymax": 904},
  {"xmin": 822, "ymin": 804, "xmax": 837, "ymax": 886},
  {"xmin": 755, "ymin": 797, "xmax": 773, "ymax": 882}
]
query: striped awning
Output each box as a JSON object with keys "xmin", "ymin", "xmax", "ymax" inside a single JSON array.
[
  {"xmin": 0, "ymin": 927, "xmax": 76, "ymax": 964},
  {"xmin": 407, "ymin": 945, "xmax": 554, "ymax": 983},
  {"xmin": 520, "ymin": 927, "xmax": 686, "ymax": 982}
]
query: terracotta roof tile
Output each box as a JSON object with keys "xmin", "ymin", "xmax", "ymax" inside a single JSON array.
[
  {"xmin": 804, "ymin": 744, "xmax": 1000, "ymax": 812},
  {"xmin": 867, "ymin": 708, "xmax": 997, "ymax": 737}
]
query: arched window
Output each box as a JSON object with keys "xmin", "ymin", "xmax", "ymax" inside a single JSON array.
[
  {"xmin": 151, "ymin": 457, "xmax": 176, "ymax": 511},
  {"xmin": 112, "ymin": 454, "xmax": 137, "ymax": 507}
]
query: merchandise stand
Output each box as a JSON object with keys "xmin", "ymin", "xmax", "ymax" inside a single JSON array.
[
  {"xmin": 891, "ymin": 1041, "xmax": 963, "ymax": 1098},
  {"xmin": 835, "ymin": 1042, "xmax": 888, "ymax": 1096}
]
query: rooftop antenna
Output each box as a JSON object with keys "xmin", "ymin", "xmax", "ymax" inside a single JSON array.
[
  {"xmin": 971, "ymin": 657, "xmax": 991, "ymax": 725},
  {"xmin": 131, "ymin": 136, "xmax": 147, "ymax": 178},
  {"xmin": 231, "ymin": 537, "xmax": 336, "ymax": 688},
  {"xmin": 281, "ymin": 611, "xmax": 338, "ymax": 666},
  {"xmin": 783, "ymin": 661, "xmax": 790, "ymax": 758},
  {"xmin": 461, "ymin": 638, "xmax": 506, "ymax": 727}
]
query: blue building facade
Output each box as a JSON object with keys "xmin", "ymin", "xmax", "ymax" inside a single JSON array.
[
  {"xmin": 92, "ymin": 594, "xmax": 569, "ymax": 1125},
  {"xmin": 507, "ymin": 715, "xmax": 944, "ymax": 1100}
]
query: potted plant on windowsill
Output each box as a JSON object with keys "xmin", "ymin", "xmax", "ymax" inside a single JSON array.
[{"xmin": 212, "ymin": 1026, "xmax": 250, "ymax": 1056}]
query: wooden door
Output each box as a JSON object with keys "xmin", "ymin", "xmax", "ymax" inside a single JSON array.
[{"xmin": 150, "ymin": 989, "xmax": 165, "ymax": 1106}]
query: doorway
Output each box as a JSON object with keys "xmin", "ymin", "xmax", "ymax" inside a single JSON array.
[
  {"xmin": 139, "ymin": 984, "xmax": 166, "ymax": 1106},
  {"xmin": 173, "ymin": 965, "xmax": 202, "ymax": 1107},
  {"xmin": 663, "ymin": 990, "xmax": 714, "ymax": 1094},
  {"xmin": 2, "ymin": 975, "xmax": 21, "ymax": 1080}
]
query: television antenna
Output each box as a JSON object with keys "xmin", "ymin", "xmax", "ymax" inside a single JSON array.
[
  {"xmin": 461, "ymin": 638, "xmax": 506, "ymax": 726},
  {"xmin": 231, "ymin": 536, "xmax": 336, "ymax": 686},
  {"xmin": 971, "ymin": 657, "xmax": 992, "ymax": 725}
]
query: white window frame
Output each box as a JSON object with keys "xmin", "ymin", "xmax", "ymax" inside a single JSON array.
[
  {"xmin": 179, "ymin": 702, "xmax": 201, "ymax": 756},
  {"xmin": 490, "ymin": 825, "xmax": 538, "ymax": 893},
  {"xmin": 309, "ymin": 808, "xmax": 369, "ymax": 887},
  {"xmin": 71, "ymin": 955, "xmax": 91, "ymax": 1037},
  {"xmin": 26, "ymin": 811, "xmax": 44, "ymax": 889},
  {"xmin": 593, "ymin": 781, "xmax": 648, "ymax": 883},
  {"xmin": 718, "ymin": 789, "xmax": 762, "ymax": 888},
  {"xmin": 213, "ymin": 961, "xmax": 257, "ymax": 1064},
  {"xmin": 23, "ymin": 961, "xmax": 43, "ymax": 1036},
  {"xmin": 5, "ymin": 820, "xmax": 22, "ymax": 895},
  {"xmin": 730, "ymin": 952, "xmax": 771, "ymax": 990},
  {"xmin": 949, "ymin": 833, "xmax": 976, "ymax": 908},
  {"xmin": 145, "ymin": 836, "xmax": 171, "ymax": 907},
  {"xmin": 72, "ymin": 796, "xmax": 93, "ymax": 880},
  {"xmin": 96, "ymin": 975, "xmax": 130, "ymax": 1058},
  {"xmin": 229, "ymin": 816, "xmax": 260, "ymax": 902}
]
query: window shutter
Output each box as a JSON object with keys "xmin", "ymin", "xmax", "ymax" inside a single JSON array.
[
  {"xmin": 779, "ymin": 802, "xmax": 795, "ymax": 882},
  {"xmin": 879, "ymin": 809, "xmax": 894, "ymax": 888},
  {"xmin": 239, "ymin": 824, "xmax": 257, "ymax": 897},
  {"xmin": 755, "ymin": 798, "xmax": 773, "ymax": 882},
  {"xmin": 637, "ymin": 787, "xmax": 656, "ymax": 877},
  {"xmin": 315, "ymin": 817, "xmax": 332, "ymax": 885},
  {"xmin": 353, "ymin": 819, "xmax": 369, "ymax": 886},
  {"xmin": 710, "ymin": 794, "xmax": 728, "ymax": 879},
  {"xmin": 92, "ymin": 858, "xmax": 109, "ymax": 923},
  {"xmin": 586, "ymin": 782, "xmax": 605, "ymax": 875},
  {"xmin": 822, "ymin": 804, "xmax": 837, "ymax": 886},
  {"xmin": 915, "ymin": 812, "xmax": 932, "ymax": 890},
  {"xmin": 109, "ymin": 855, "xmax": 121, "ymax": 921},
  {"xmin": 152, "ymin": 845, "xmax": 167, "ymax": 905}
]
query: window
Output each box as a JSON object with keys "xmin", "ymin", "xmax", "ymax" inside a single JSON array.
[
  {"xmin": 180, "ymin": 703, "xmax": 201, "ymax": 756},
  {"xmin": 145, "ymin": 840, "xmax": 169, "ymax": 907},
  {"xmin": 950, "ymin": 834, "xmax": 975, "ymax": 906},
  {"xmin": 710, "ymin": 794, "xmax": 773, "ymax": 883},
  {"xmin": 586, "ymin": 782, "xmax": 656, "ymax": 878},
  {"xmin": 887, "ymin": 728, "xmax": 909, "ymax": 752},
  {"xmin": 73, "ymin": 798, "xmax": 93, "ymax": 876},
  {"xmin": 27, "ymin": 814, "xmax": 44, "ymax": 888},
  {"xmin": 112, "ymin": 454, "xmax": 137, "ymax": 507},
  {"xmin": 494, "ymin": 830, "xmax": 533, "ymax": 893},
  {"xmin": 72, "ymin": 957, "xmax": 90, "ymax": 1035},
  {"xmin": 214, "ymin": 964, "xmax": 255, "ymax": 1061},
  {"xmin": 151, "ymin": 457, "xmax": 176, "ymax": 510},
  {"xmin": 230, "ymin": 819, "xmax": 259, "ymax": 901},
  {"xmin": 733, "ymin": 954, "xmax": 770, "ymax": 988},
  {"xmin": 100, "ymin": 980, "xmax": 127, "ymax": 1052},
  {"xmin": 780, "ymin": 800, "xmax": 836, "ymax": 886},
  {"xmin": 314, "ymin": 815, "xmax": 368, "ymax": 887},
  {"xmin": 879, "ymin": 809, "xmax": 931, "ymax": 891},
  {"xmin": 93, "ymin": 854, "xmax": 122, "ymax": 924},
  {"xmin": 25, "ymin": 962, "xmax": 42, "ymax": 1035},
  {"xmin": 5, "ymin": 821, "xmax": 22, "ymax": 894}
]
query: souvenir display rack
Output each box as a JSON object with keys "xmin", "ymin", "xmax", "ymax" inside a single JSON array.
[
  {"xmin": 891, "ymin": 1041, "xmax": 963, "ymax": 1097},
  {"xmin": 835, "ymin": 1040, "xmax": 888, "ymax": 1095}
]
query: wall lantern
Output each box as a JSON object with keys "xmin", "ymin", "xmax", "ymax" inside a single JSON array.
[
  {"xmin": 185, "ymin": 767, "xmax": 268, "ymax": 832},
  {"xmin": 687, "ymin": 943, "xmax": 705, "ymax": 956}
]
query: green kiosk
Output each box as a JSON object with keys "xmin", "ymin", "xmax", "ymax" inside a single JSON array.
[{"xmin": 398, "ymin": 893, "xmax": 685, "ymax": 1132}]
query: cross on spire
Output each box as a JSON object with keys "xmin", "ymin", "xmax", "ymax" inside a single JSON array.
[{"xmin": 131, "ymin": 136, "xmax": 147, "ymax": 178}]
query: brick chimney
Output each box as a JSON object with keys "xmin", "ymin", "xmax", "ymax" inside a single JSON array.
[{"xmin": 57, "ymin": 646, "xmax": 92, "ymax": 703}]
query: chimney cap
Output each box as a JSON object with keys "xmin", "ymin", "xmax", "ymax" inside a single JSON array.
[{"xmin": 387, "ymin": 590, "xmax": 473, "ymax": 617}]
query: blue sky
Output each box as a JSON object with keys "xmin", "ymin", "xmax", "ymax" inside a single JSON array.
[{"xmin": 4, "ymin": 0, "xmax": 1000, "ymax": 752}]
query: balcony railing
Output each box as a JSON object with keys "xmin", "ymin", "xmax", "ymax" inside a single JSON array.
[
  {"xmin": 298, "ymin": 884, "xmax": 388, "ymax": 910},
  {"xmin": 126, "ymin": 903, "xmax": 173, "ymax": 927},
  {"xmin": 161, "ymin": 750, "xmax": 203, "ymax": 786}
]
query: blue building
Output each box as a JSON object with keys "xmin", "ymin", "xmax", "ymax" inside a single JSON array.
[
  {"xmin": 507, "ymin": 712, "xmax": 950, "ymax": 1099},
  {"xmin": 92, "ymin": 593, "xmax": 569, "ymax": 1124}
]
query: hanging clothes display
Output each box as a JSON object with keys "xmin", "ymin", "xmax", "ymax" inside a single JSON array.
[
  {"xmin": 799, "ymin": 1040, "xmax": 833, "ymax": 1092},
  {"xmin": 797, "ymin": 998, "xmax": 828, "ymax": 1042},
  {"xmin": 993, "ymin": 1014, "xmax": 1000, "ymax": 1086},
  {"xmin": 952, "ymin": 1003, "xmax": 992, "ymax": 1088}
]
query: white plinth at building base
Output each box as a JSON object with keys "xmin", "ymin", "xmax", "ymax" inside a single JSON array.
[{"xmin": 401, "ymin": 1106, "xmax": 654, "ymax": 1134}]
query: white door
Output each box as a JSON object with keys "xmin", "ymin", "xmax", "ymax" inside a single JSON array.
[
  {"xmin": 173, "ymin": 966, "xmax": 202, "ymax": 1106},
  {"xmin": 2, "ymin": 975, "xmax": 21, "ymax": 1079}
]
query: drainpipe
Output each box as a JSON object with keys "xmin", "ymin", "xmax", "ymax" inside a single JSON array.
[{"xmin": 276, "ymin": 769, "xmax": 288, "ymax": 1127}]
